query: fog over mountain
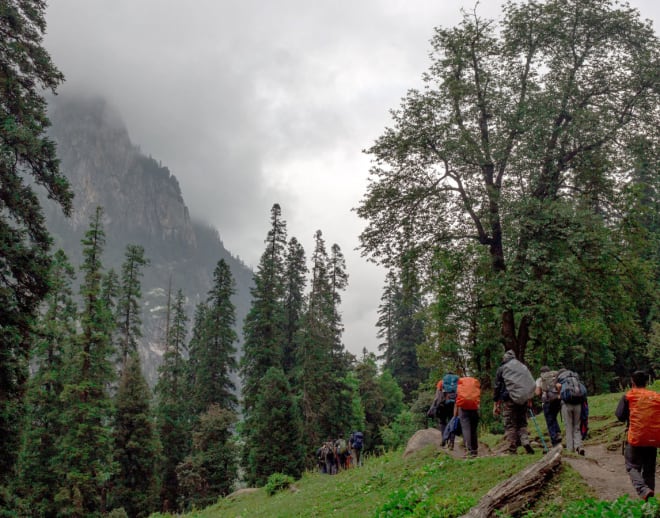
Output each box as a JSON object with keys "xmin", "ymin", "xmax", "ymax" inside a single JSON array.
[{"xmin": 42, "ymin": 94, "xmax": 254, "ymax": 384}]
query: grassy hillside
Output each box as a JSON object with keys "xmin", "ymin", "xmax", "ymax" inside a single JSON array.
[{"xmin": 152, "ymin": 387, "xmax": 660, "ymax": 517}]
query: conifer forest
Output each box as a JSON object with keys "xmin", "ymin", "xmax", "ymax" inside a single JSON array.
[{"xmin": 1, "ymin": 0, "xmax": 659, "ymax": 516}]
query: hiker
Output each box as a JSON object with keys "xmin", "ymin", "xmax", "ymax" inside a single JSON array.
[
  {"xmin": 349, "ymin": 431, "xmax": 364, "ymax": 467},
  {"xmin": 535, "ymin": 366, "xmax": 562, "ymax": 447},
  {"xmin": 493, "ymin": 349, "xmax": 536, "ymax": 455},
  {"xmin": 454, "ymin": 376, "xmax": 481, "ymax": 458},
  {"xmin": 615, "ymin": 370, "xmax": 659, "ymax": 501},
  {"xmin": 555, "ymin": 368, "xmax": 587, "ymax": 455},
  {"xmin": 427, "ymin": 373, "xmax": 459, "ymax": 449},
  {"xmin": 318, "ymin": 441, "xmax": 338, "ymax": 474},
  {"xmin": 335, "ymin": 437, "xmax": 351, "ymax": 470}
]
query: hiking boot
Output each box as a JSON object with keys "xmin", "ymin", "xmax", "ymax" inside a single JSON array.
[
  {"xmin": 524, "ymin": 444, "xmax": 534, "ymax": 455},
  {"xmin": 577, "ymin": 448, "xmax": 585, "ymax": 456},
  {"xmin": 642, "ymin": 489, "xmax": 654, "ymax": 501}
]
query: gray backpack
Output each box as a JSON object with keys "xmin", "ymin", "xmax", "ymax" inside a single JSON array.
[{"xmin": 502, "ymin": 359, "xmax": 536, "ymax": 405}]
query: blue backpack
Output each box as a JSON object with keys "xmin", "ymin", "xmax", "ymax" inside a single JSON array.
[
  {"xmin": 351, "ymin": 431, "xmax": 364, "ymax": 450},
  {"xmin": 442, "ymin": 373, "xmax": 459, "ymax": 403},
  {"xmin": 558, "ymin": 370, "xmax": 587, "ymax": 405}
]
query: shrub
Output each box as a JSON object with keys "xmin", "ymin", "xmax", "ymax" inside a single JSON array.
[
  {"xmin": 264, "ymin": 473, "xmax": 295, "ymax": 496},
  {"xmin": 559, "ymin": 495, "xmax": 658, "ymax": 517}
]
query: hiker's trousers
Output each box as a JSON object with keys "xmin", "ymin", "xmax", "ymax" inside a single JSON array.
[
  {"xmin": 624, "ymin": 443, "xmax": 657, "ymax": 497},
  {"xmin": 502, "ymin": 400, "xmax": 530, "ymax": 452},
  {"xmin": 561, "ymin": 402, "xmax": 582, "ymax": 452},
  {"xmin": 458, "ymin": 408, "xmax": 479, "ymax": 457},
  {"xmin": 542, "ymin": 399, "xmax": 562, "ymax": 446}
]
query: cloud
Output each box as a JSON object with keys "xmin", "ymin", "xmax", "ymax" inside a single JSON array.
[{"xmin": 44, "ymin": 0, "xmax": 660, "ymax": 355}]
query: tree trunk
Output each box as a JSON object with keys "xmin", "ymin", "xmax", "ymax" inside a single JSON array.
[{"xmin": 461, "ymin": 445, "xmax": 562, "ymax": 518}]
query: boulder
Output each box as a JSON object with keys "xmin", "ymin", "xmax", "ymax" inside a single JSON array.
[{"xmin": 403, "ymin": 427, "xmax": 444, "ymax": 458}]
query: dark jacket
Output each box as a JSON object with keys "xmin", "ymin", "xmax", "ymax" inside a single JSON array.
[{"xmin": 615, "ymin": 393, "xmax": 629, "ymax": 424}]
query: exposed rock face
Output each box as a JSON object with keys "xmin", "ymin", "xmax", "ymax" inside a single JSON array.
[
  {"xmin": 403, "ymin": 428, "xmax": 444, "ymax": 458},
  {"xmin": 43, "ymin": 94, "xmax": 253, "ymax": 386}
]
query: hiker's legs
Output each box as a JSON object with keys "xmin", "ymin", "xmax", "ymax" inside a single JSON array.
[
  {"xmin": 641, "ymin": 446, "xmax": 657, "ymax": 492},
  {"xmin": 562, "ymin": 403, "xmax": 582, "ymax": 452},
  {"xmin": 436, "ymin": 404, "xmax": 448, "ymax": 439},
  {"xmin": 561, "ymin": 403, "xmax": 578, "ymax": 451},
  {"xmin": 445, "ymin": 402, "xmax": 456, "ymax": 448},
  {"xmin": 503, "ymin": 401, "xmax": 529, "ymax": 452},
  {"xmin": 459, "ymin": 408, "xmax": 478, "ymax": 457},
  {"xmin": 625, "ymin": 444, "xmax": 656, "ymax": 497},
  {"xmin": 543, "ymin": 400, "xmax": 562, "ymax": 446}
]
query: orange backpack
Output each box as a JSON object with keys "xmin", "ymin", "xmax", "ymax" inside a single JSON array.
[
  {"xmin": 456, "ymin": 377, "xmax": 481, "ymax": 410},
  {"xmin": 626, "ymin": 388, "xmax": 660, "ymax": 447}
]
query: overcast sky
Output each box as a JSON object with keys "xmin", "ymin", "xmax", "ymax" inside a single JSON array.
[{"xmin": 44, "ymin": 0, "xmax": 659, "ymax": 357}]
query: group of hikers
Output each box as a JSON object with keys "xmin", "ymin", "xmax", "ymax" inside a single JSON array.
[
  {"xmin": 428, "ymin": 349, "xmax": 659, "ymax": 501},
  {"xmin": 317, "ymin": 431, "xmax": 364, "ymax": 475}
]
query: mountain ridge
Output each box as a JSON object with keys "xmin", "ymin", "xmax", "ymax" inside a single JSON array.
[{"xmin": 42, "ymin": 93, "xmax": 253, "ymax": 385}]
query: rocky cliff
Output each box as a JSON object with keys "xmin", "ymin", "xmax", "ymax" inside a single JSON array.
[{"xmin": 42, "ymin": 94, "xmax": 253, "ymax": 385}]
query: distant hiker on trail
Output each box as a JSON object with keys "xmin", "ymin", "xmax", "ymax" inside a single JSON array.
[
  {"xmin": 454, "ymin": 376, "xmax": 481, "ymax": 458},
  {"xmin": 335, "ymin": 437, "xmax": 351, "ymax": 470},
  {"xmin": 427, "ymin": 373, "xmax": 459, "ymax": 449},
  {"xmin": 349, "ymin": 431, "xmax": 364, "ymax": 467},
  {"xmin": 318, "ymin": 441, "xmax": 338, "ymax": 474},
  {"xmin": 535, "ymin": 366, "xmax": 562, "ymax": 447},
  {"xmin": 615, "ymin": 370, "xmax": 660, "ymax": 501},
  {"xmin": 493, "ymin": 349, "xmax": 536, "ymax": 455},
  {"xmin": 556, "ymin": 368, "xmax": 587, "ymax": 455}
]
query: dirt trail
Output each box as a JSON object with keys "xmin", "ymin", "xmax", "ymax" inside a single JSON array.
[
  {"xmin": 449, "ymin": 438, "xmax": 656, "ymax": 501},
  {"xmin": 563, "ymin": 443, "xmax": 637, "ymax": 500}
]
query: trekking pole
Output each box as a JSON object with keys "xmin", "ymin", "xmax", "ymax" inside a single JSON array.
[{"xmin": 528, "ymin": 408, "xmax": 549, "ymax": 454}]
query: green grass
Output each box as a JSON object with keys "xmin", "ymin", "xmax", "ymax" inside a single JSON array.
[{"xmin": 151, "ymin": 389, "xmax": 650, "ymax": 518}]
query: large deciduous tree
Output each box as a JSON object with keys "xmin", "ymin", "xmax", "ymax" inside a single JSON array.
[
  {"xmin": 0, "ymin": 0, "xmax": 72, "ymax": 484},
  {"xmin": 357, "ymin": 0, "xmax": 660, "ymax": 367}
]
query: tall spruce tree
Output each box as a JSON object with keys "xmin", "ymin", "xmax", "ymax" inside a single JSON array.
[
  {"xmin": 245, "ymin": 367, "xmax": 305, "ymax": 486},
  {"xmin": 296, "ymin": 231, "xmax": 349, "ymax": 455},
  {"xmin": 56, "ymin": 207, "xmax": 117, "ymax": 516},
  {"xmin": 155, "ymin": 288, "xmax": 190, "ymax": 512},
  {"xmin": 14, "ymin": 250, "xmax": 77, "ymax": 516},
  {"xmin": 0, "ymin": 0, "xmax": 73, "ymax": 486},
  {"xmin": 116, "ymin": 245, "xmax": 149, "ymax": 370},
  {"xmin": 189, "ymin": 259, "xmax": 238, "ymax": 414},
  {"xmin": 111, "ymin": 354, "xmax": 160, "ymax": 518},
  {"xmin": 282, "ymin": 237, "xmax": 307, "ymax": 377},
  {"xmin": 376, "ymin": 270, "xmax": 399, "ymax": 367},
  {"xmin": 241, "ymin": 203, "xmax": 288, "ymax": 413},
  {"xmin": 176, "ymin": 405, "xmax": 237, "ymax": 510}
]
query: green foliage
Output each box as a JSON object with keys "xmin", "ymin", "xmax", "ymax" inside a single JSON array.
[
  {"xmin": 189, "ymin": 259, "xmax": 238, "ymax": 413},
  {"xmin": 55, "ymin": 208, "xmax": 117, "ymax": 516},
  {"xmin": 0, "ymin": 0, "xmax": 72, "ymax": 484},
  {"xmin": 111, "ymin": 354, "xmax": 160, "ymax": 518},
  {"xmin": 244, "ymin": 367, "xmax": 305, "ymax": 486},
  {"xmin": 375, "ymin": 487, "xmax": 475, "ymax": 518},
  {"xmin": 241, "ymin": 204, "xmax": 288, "ymax": 414},
  {"xmin": 177, "ymin": 405, "xmax": 238, "ymax": 510},
  {"xmin": 116, "ymin": 244, "xmax": 149, "ymax": 368},
  {"xmin": 559, "ymin": 495, "xmax": 658, "ymax": 518},
  {"xmin": 264, "ymin": 473, "xmax": 295, "ymax": 496}
]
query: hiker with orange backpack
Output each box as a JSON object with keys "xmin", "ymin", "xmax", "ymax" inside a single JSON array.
[
  {"xmin": 454, "ymin": 376, "xmax": 481, "ymax": 458},
  {"xmin": 615, "ymin": 371, "xmax": 660, "ymax": 501}
]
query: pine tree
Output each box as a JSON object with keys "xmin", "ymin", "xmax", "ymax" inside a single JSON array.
[
  {"xmin": 189, "ymin": 259, "xmax": 238, "ymax": 414},
  {"xmin": 0, "ymin": 0, "xmax": 72, "ymax": 486},
  {"xmin": 155, "ymin": 288, "xmax": 190, "ymax": 512},
  {"xmin": 56, "ymin": 207, "xmax": 117, "ymax": 516},
  {"xmin": 296, "ymin": 231, "xmax": 349, "ymax": 455},
  {"xmin": 15, "ymin": 250, "xmax": 77, "ymax": 516},
  {"xmin": 111, "ymin": 354, "xmax": 160, "ymax": 517},
  {"xmin": 241, "ymin": 204, "xmax": 288, "ymax": 414},
  {"xmin": 246, "ymin": 368, "xmax": 305, "ymax": 486},
  {"xmin": 282, "ymin": 237, "xmax": 307, "ymax": 377},
  {"xmin": 376, "ymin": 270, "xmax": 399, "ymax": 367},
  {"xmin": 116, "ymin": 245, "xmax": 149, "ymax": 370},
  {"xmin": 176, "ymin": 405, "xmax": 238, "ymax": 509}
]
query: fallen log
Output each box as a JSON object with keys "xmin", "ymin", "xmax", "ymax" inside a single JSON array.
[{"xmin": 461, "ymin": 445, "xmax": 562, "ymax": 518}]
